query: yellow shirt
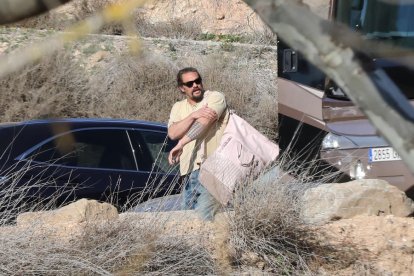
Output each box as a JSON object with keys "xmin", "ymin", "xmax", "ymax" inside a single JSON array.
[{"xmin": 168, "ymin": 90, "xmax": 229, "ymax": 176}]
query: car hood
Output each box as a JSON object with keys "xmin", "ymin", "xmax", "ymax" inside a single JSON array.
[
  {"xmin": 326, "ymin": 119, "xmax": 377, "ymax": 136},
  {"xmin": 327, "ymin": 120, "xmax": 391, "ymax": 148}
]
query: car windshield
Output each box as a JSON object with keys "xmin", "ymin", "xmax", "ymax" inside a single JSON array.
[
  {"xmin": 336, "ymin": 0, "xmax": 414, "ymax": 49},
  {"xmin": 330, "ymin": 0, "xmax": 414, "ymax": 100}
]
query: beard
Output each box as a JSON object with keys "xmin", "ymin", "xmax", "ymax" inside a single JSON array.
[{"xmin": 191, "ymin": 89, "xmax": 204, "ymax": 102}]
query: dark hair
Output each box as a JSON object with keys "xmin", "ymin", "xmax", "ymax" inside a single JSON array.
[{"xmin": 176, "ymin": 67, "xmax": 202, "ymax": 87}]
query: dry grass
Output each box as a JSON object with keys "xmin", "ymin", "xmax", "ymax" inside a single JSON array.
[
  {"xmin": 0, "ymin": 168, "xmax": 214, "ymax": 274},
  {"xmin": 0, "ymin": 215, "xmax": 217, "ymax": 275},
  {"xmin": 125, "ymin": 235, "xmax": 217, "ymax": 275},
  {"xmin": 0, "ymin": 163, "xmax": 212, "ymax": 274},
  {"xmin": 134, "ymin": 13, "xmax": 204, "ymax": 40},
  {"xmin": 0, "ymin": 46, "xmax": 277, "ymax": 138},
  {"xmin": 0, "ymin": 50, "xmax": 90, "ymax": 121},
  {"xmin": 86, "ymin": 52, "xmax": 181, "ymax": 122},
  {"xmin": 242, "ymin": 27, "xmax": 278, "ymax": 45},
  {"xmin": 0, "ymin": 144, "xmax": 359, "ymax": 275},
  {"xmin": 0, "ymin": 158, "xmax": 82, "ymax": 226},
  {"xmin": 0, "ymin": 171, "xmax": 48, "ymax": 225},
  {"xmin": 226, "ymin": 157, "xmax": 359, "ymax": 274},
  {"xmin": 198, "ymin": 52, "xmax": 277, "ymax": 138}
]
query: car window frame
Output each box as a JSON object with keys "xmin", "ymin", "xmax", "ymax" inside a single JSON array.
[
  {"xmin": 16, "ymin": 127, "xmax": 143, "ymax": 172},
  {"xmin": 127, "ymin": 129, "xmax": 176, "ymax": 174}
]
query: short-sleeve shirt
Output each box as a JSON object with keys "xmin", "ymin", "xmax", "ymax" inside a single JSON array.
[{"xmin": 168, "ymin": 90, "xmax": 229, "ymax": 176}]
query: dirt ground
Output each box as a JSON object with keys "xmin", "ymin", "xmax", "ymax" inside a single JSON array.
[{"xmin": 319, "ymin": 215, "xmax": 414, "ymax": 275}]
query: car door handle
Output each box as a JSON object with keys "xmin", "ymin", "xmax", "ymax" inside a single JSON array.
[{"xmin": 283, "ymin": 49, "xmax": 298, "ymax": 73}]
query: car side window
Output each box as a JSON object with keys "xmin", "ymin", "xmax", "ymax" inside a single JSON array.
[
  {"xmin": 135, "ymin": 130, "xmax": 177, "ymax": 174},
  {"xmin": 28, "ymin": 129, "xmax": 137, "ymax": 171}
]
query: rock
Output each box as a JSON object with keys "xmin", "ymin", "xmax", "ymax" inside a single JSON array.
[
  {"xmin": 17, "ymin": 199, "xmax": 118, "ymax": 226},
  {"xmin": 301, "ymin": 179, "xmax": 414, "ymax": 224}
]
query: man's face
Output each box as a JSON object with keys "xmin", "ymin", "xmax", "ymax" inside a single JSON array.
[{"xmin": 179, "ymin": 72, "xmax": 204, "ymax": 103}]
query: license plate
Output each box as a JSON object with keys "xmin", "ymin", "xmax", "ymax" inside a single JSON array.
[{"xmin": 369, "ymin": 147, "xmax": 402, "ymax": 162}]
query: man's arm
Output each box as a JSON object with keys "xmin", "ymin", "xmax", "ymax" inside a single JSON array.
[
  {"xmin": 168, "ymin": 115, "xmax": 196, "ymax": 141},
  {"xmin": 168, "ymin": 91, "xmax": 227, "ymax": 165},
  {"xmin": 168, "ymin": 114, "xmax": 217, "ymax": 165},
  {"xmin": 168, "ymin": 105, "xmax": 217, "ymax": 140}
]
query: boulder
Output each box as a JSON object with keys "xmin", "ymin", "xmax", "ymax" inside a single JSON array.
[
  {"xmin": 301, "ymin": 179, "xmax": 414, "ymax": 224},
  {"xmin": 17, "ymin": 199, "xmax": 118, "ymax": 226}
]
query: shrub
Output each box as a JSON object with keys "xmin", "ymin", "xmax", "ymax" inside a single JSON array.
[
  {"xmin": 0, "ymin": 160, "xmax": 71, "ymax": 226},
  {"xmin": 0, "ymin": 209, "xmax": 218, "ymax": 275},
  {"xmin": 0, "ymin": 50, "xmax": 90, "ymax": 122},
  {"xmin": 86, "ymin": 52, "xmax": 181, "ymax": 122},
  {"xmin": 227, "ymin": 155, "xmax": 358, "ymax": 274},
  {"xmin": 0, "ymin": 44, "xmax": 277, "ymax": 140}
]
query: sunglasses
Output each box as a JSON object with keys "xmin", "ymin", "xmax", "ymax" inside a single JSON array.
[{"xmin": 182, "ymin": 77, "xmax": 202, "ymax": 88}]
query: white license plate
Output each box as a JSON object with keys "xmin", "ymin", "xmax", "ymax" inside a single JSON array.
[{"xmin": 369, "ymin": 147, "xmax": 402, "ymax": 162}]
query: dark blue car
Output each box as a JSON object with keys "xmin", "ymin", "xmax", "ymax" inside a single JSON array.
[{"xmin": 0, "ymin": 118, "xmax": 179, "ymax": 211}]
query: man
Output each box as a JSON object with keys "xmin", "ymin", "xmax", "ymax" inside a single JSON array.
[{"xmin": 168, "ymin": 67, "xmax": 229, "ymax": 210}]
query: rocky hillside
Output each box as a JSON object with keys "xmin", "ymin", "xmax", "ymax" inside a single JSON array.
[{"xmin": 24, "ymin": 0, "xmax": 329, "ymax": 34}]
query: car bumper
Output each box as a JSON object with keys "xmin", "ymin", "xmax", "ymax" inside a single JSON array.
[{"xmin": 321, "ymin": 148, "xmax": 414, "ymax": 193}]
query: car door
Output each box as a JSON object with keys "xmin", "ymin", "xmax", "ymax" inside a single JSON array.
[
  {"xmin": 18, "ymin": 128, "xmax": 147, "ymax": 206},
  {"xmin": 128, "ymin": 129, "xmax": 179, "ymax": 199},
  {"xmin": 277, "ymin": 39, "xmax": 327, "ymax": 129}
]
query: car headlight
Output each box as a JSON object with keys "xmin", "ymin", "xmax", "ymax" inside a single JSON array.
[
  {"xmin": 322, "ymin": 133, "xmax": 357, "ymax": 150},
  {"xmin": 350, "ymin": 160, "xmax": 366, "ymax": 180}
]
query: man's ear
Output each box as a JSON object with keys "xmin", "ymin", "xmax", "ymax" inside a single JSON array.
[{"xmin": 179, "ymin": 86, "xmax": 185, "ymax": 93}]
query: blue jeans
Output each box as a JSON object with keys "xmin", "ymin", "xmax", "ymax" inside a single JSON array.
[{"xmin": 182, "ymin": 169, "xmax": 207, "ymax": 210}]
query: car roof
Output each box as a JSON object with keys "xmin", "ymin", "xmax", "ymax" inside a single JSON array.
[
  {"xmin": 0, "ymin": 118, "xmax": 170, "ymax": 161},
  {"xmin": 5, "ymin": 118, "xmax": 167, "ymax": 129},
  {"xmin": 0, "ymin": 122, "xmax": 19, "ymax": 127}
]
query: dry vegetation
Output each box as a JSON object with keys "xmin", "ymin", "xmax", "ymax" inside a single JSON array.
[
  {"xmin": 0, "ymin": 0, "xmax": 361, "ymax": 275},
  {"xmin": 0, "ymin": 51, "xmax": 90, "ymax": 121},
  {"xmin": 228, "ymin": 165, "xmax": 358, "ymax": 274},
  {"xmin": 0, "ymin": 47, "xmax": 277, "ymax": 138},
  {"xmin": 0, "ymin": 161, "xmax": 362, "ymax": 275},
  {"xmin": 10, "ymin": 0, "xmax": 277, "ymax": 44},
  {"xmin": 0, "ymin": 161, "xmax": 67, "ymax": 225},
  {"xmin": 0, "ymin": 217, "xmax": 217, "ymax": 275},
  {"xmin": 2, "ymin": 0, "xmax": 277, "ymax": 137}
]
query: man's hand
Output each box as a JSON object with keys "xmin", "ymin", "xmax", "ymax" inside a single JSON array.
[
  {"xmin": 191, "ymin": 104, "xmax": 218, "ymax": 121},
  {"xmin": 168, "ymin": 141, "xmax": 184, "ymax": 165}
]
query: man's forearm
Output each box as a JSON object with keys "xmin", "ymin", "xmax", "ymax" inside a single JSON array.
[
  {"xmin": 168, "ymin": 115, "xmax": 196, "ymax": 140},
  {"xmin": 168, "ymin": 120, "xmax": 209, "ymax": 165},
  {"xmin": 187, "ymin": 121, "xmax": 205, "ymax": 140},
  {"xmin": 177, "ymin": 119, "xmax": 214, "ymax": 148},
  {"xmin": 168, "ymin": 116, "xmax": 217, "ymax": 165}
]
